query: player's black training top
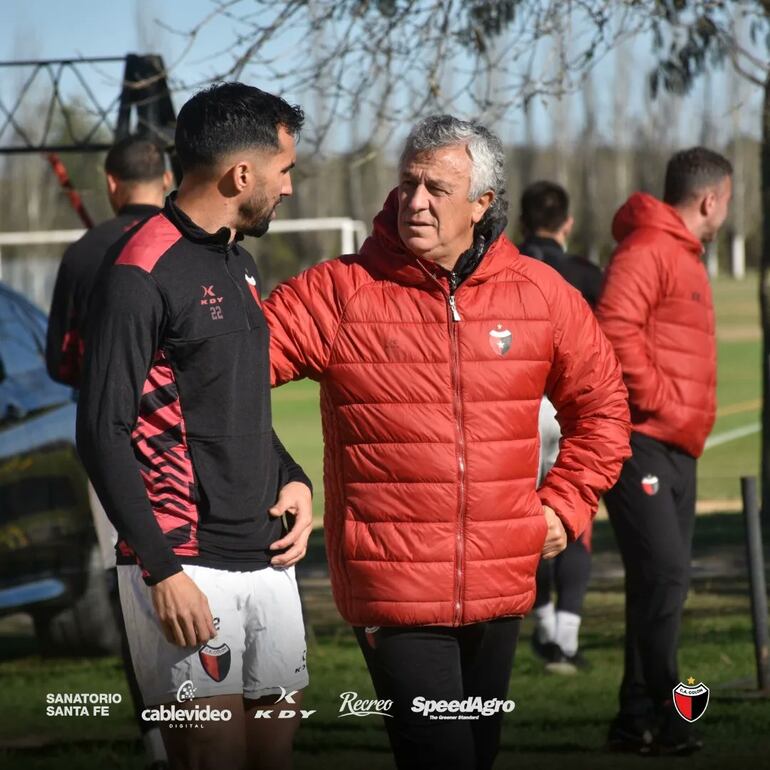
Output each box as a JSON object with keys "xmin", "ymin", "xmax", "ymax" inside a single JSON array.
[
  {"xmin": 46, "ymin": 204, "xmax": 161, "ymax": 386},
  {"xmin": 76, "ymin": 194, "xmax": 311, "ymax": 585}
]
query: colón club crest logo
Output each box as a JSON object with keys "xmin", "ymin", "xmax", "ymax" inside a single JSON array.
[
  {"xmin": 673, "ymin": 677, "xmax": 710, "ymax": 723},
  {"xmin": 489, "ymin": 324, "xmax": 512, "ymax": 356},
  {"xmin": 641, "ymin": 474, "xmax": 660, "ymax": 496}
]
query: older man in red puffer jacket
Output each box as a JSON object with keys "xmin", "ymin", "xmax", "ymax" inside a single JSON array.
[
  {"xmin": 597, "ymin": 147, "xmax": 732, "ymax": 757},
  {"xmin": 264, "ymin": 115, "xmax": 631, "ymax": 770}
]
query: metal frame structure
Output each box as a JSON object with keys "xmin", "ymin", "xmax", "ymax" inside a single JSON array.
[{"xmin": 0, "ymin": 55, "xmax": 177, "ymax": 155}]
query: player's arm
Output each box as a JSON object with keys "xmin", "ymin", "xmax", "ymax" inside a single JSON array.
[
  {"xmin": 46, "ymin": 248, "xmax": 81, "ymax": 386},
  {"xmin": 540, "ymin": 280, "xmax": 632, "ymax": 544},
  {"xmin": 263, "ymin": 261, "xmax": 343, "ymax": 386},
  {"xmin": 595, "ymin": 246, "xmax": 669, "ymax": 413},
  {"xmin": 76, "ymin": 265, "xmax": 215, "ymax": 647},
  {"xmin": 269, "ymin": 430, "xmax": 313, "ymax": 567}
]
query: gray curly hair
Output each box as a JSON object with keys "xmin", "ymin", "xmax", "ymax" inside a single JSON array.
[{"xmin": 400, "ymin": 115, "xmax": 508, "ymax": 219}]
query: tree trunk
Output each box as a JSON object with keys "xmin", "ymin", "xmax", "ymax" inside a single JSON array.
[{"xmin": 760, "ymin": 70, "xmax": 770, "ymax": 529}]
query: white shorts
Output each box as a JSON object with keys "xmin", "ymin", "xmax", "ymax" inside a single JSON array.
[
  {"xmin": 88, "ymin": 482, "xmax": 118, "ymax": 570},
  {"xmin": 117, "ymin": 563, "xmax": 309, "ymax": 706}
]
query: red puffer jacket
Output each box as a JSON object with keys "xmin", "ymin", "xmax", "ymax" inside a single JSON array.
[
  {"xmin": 264, "ymin": 191, "xmax": 630, "ymax": 627},
  {"xmin": 596, "ymin": 193, "xmax": 716, "ymax": 458}
]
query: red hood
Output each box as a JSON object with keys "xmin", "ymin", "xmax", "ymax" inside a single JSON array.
[
  {"xmin": 612, "ymin": 193, "xmax": 703, "ymax": 258},
  {"xmin": 360, "ymin": 187, "xmax": 518, "ymax": 286}
]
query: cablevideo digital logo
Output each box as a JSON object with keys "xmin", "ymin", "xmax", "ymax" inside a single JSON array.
[{"xmin": 141, "ymin": 680, "xmax": 232, "ymax": 729}]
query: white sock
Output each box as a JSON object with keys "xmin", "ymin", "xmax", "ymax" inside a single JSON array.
[
  {"xmin": 554, "ymin": 610, "xmax": 582, "ymax": 657},
  {"xmin": 532, "ymin": 601, "xmax": 556, "ymax": 644},
  {"xmin": 143, "ymin": 727, "xmax": 167, "ymax": 763}
]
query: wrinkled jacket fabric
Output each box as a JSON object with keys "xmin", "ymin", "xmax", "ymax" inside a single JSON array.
[
  {"xmin": 264, "ymin": 191, "xmax": 631, "ymax": 627},
  {"xmin": 596, "ymin": 193, "xmax": 716, "ymax": 458}
]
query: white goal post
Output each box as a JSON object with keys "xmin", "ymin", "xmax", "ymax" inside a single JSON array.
[{"xmin": 0, "ymin": 216, "xmax": 369, "ymax": 284}]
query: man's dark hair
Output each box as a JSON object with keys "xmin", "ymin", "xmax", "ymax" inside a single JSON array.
[
  {"xmin": 664, "ymin": 147, "xmax": 733, "ymax": 206},
  {"xmin": 520, "ymin": 180, "xmax": 570, "ymax": 234},
  {"xmin": 175, "ymin": 82, "xmax": 304, "ymax": 172},
  {"xmin": 104, "ymin": 136, "xmax": 166, "ymax": 182}
]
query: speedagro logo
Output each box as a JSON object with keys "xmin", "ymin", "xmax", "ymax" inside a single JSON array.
[{"xmin": 411, "ymin": 696, "xmax": 516, "ymax": 721}]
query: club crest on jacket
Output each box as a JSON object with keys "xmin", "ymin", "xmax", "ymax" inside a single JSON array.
[
  {"xmin": 489, "ymin": 324, "xmax": 512, "ymax": 356},
  {"xmin": 641, "ymin": 474, "xmax": 659, "ymax": 495}
]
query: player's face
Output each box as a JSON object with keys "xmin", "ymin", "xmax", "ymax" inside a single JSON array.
[
  {"xmin": 236, "ymin": 126, "xmax": 296, "ymax": 238},
  {"xmin": 397, "ymin": 145, "xmax": 491, "ymax": 269},
  {"xmin": 701, "ymin": 175, "xmax": 732, "ymax": 243}
]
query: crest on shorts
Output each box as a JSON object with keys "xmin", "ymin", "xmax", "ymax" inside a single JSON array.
[
  {"xmin": 199, "ymin": 642, "xmax": 231, "ymax": 682},
  {"xmin": 673, "ymin": 679, "xmax": 710, "ymax": 723},
  {"xmin": 641, "ymin": 474, "xmax": 659, "ymax": 496},
  {"xmin": 489, "ymin": 325, "xmax": 512, "ymax": 356}
]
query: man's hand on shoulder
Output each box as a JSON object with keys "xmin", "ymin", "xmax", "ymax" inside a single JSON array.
[
  {"xmin": 150, "ymin": 571, "xmax": 216, "ymax": 647},
  {"xmin": 541, "ymin": 505, "xmax": 568, "ymax": 560},
  {"xmin": 269, "ymin": 481, "xmax": 313, "ymax": 567}
]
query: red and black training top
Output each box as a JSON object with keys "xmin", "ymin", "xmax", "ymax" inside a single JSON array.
[
  {"xmin": 46, "ymin": 203, "xmax": 161, "ymax": 386},
  {"xmin": 76, "ymin": 194, "xmax": 311, "ymax": 585}
]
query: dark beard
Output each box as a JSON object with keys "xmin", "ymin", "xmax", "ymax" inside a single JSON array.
[{"xmin": 237, "ymin": 194, "xmax": 274, "ymax": 238}]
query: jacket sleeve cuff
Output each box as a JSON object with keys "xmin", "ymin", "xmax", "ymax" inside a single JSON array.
[{"xmin": 537, "ymin": 490, "xmax": 586, "ymax": 543}]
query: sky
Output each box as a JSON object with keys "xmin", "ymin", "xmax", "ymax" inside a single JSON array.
[{"xmin": 0, "ymin": 0, "xmax": 765, "ymax": 155}]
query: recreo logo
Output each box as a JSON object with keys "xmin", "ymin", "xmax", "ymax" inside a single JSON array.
[{"xmin": 338, "ymin": 690, "xmax": 393, "ymax": 718}]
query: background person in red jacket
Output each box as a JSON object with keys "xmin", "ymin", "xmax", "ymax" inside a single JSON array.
[
  {"xmin": 264, "ymin": 115, "xmax": 631, "ymax": 770},
  {"xmin": 596, "ymin": 147, "xmax": 732, "ymax": 757}
]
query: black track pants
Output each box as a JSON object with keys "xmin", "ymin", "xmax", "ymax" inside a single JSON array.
[
  {"xmin": 354, "ymin": 618, "xmax": 521, "ymax": 770},
  {"xmin": 604, "ymin": 432, "xmax": 696, "ymax": 716},
  {"xmin": 533, "ymin": 537, "xmax": 592, "ymax": 614}
]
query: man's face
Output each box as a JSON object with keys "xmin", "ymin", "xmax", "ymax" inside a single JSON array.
[
  {"xmin": 701, "ymin": 175, "xmax": 733, "ymax": 243},
  {"xmin": 397, "ymin": 145, "xmax": 490, "ymax": 268},
  {"xmin": 235, "ymin": 125, "xmax": 296, "ymax": 237}
]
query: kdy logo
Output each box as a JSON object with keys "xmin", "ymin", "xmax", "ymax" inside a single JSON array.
[
  {"xmin": 489, "ymin": 324, "xmax": 512, "ymax": 356},
  {"xmin": 641, "ymin": 474, "xmax": 660, "ymax": 496},
  {"xmin": 673, "ymin": 678, "xmax": 709, "ymax": 723},
  {"xmin": 251, "ymin": 688, "xmax": 316, "ymax": 720}
]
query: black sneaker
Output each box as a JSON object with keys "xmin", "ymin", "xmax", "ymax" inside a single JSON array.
[
  {"xmin": 562, "ymin": 649, "xmax": 591, "ymax": 671},
  {"xmin": 531, "ymin": 634, "xmax": 564, "ymax": 665},
  {"xmin": 607, "ymin": 714, "xmax": 654, "ymax": 753},
  {"xmin": 642, "ymin": 703, "xmax": 704, "ymax": 757}
]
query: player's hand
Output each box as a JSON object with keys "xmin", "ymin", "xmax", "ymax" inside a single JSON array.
[
  {"xmin": 541, "ymin": 505, "xmax": 568, "ymax": 560},
  {"xmin": 269, "ymin": 481, "xmax": 313, "ymax": 567},
  {"xmin": 150, "ymin": 571, "xmax": 216, "ymax": 648}
]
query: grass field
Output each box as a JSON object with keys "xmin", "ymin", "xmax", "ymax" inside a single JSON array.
[{"xmin": 0, "ymin": 274, "xmax": 768, "ymax": 770}]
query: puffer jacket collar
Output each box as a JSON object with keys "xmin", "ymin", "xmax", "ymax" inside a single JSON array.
[
  {"xmin": 612, "ymin": 192, "xmax": 703, "ymax": 260},
  {"xmin": 360, "ymin": 188, "xmax": 514, "ymax": 287}
]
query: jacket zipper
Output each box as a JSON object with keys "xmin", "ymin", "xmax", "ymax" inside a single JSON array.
[
  {"xmin": 447, "ymin": 271, "xmax": 466, "ymax": 626},
  {"xmin": 224, "ymin": 244, "xmax": 252, "ymax": 330},
  {"xmin": 418, "ymin": 261, "xmax": 466, "ymax": 626}
]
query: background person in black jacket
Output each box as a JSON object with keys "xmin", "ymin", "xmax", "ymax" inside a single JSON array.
[
  {"xmin": 518, "ymin": 180, "xmax": 602, "ymax": 673},
  {"xmin": 46, "ymin": 135, "xmax": 171, "ymax": 770},
  {"xmin": 47, "ymin": 136, "xmax": 172, "ymax": 387}
]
